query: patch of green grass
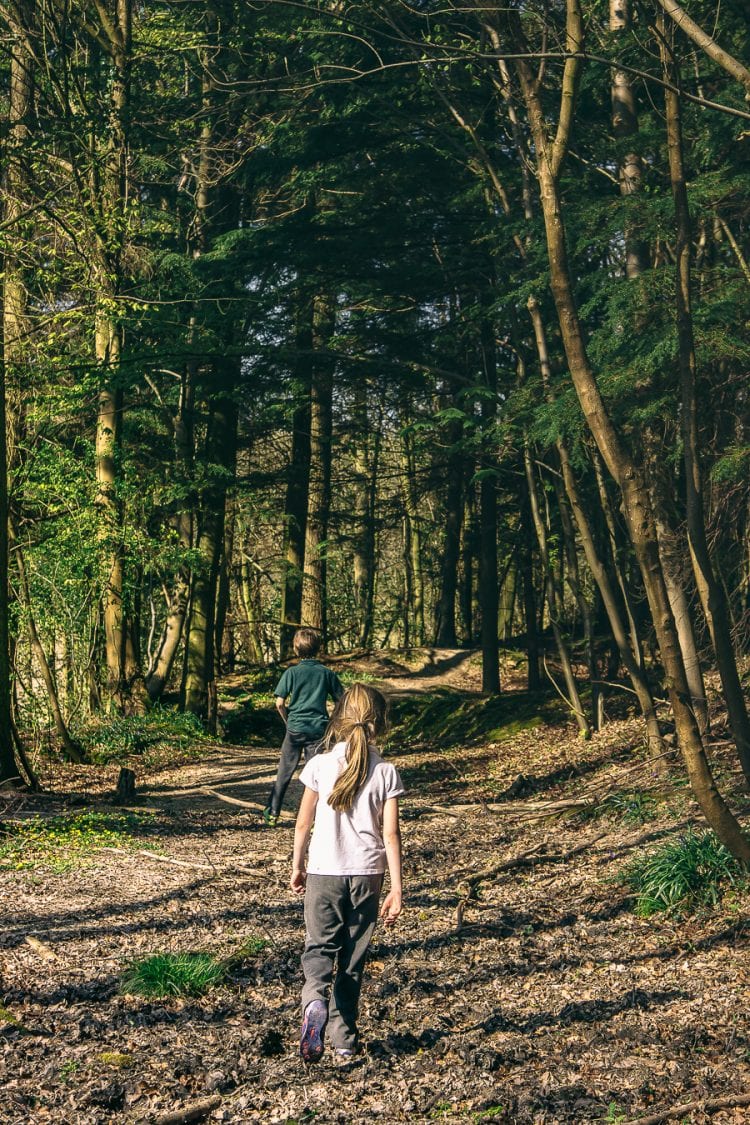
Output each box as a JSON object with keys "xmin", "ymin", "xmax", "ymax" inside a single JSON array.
[
  {"xmin": 339, "ymin": 670, "xmax": 378, "ymax": 686},
  {"xmin": 233, "ymin": 934, "xmax": 270, "ymax": 959},
  {"xmin": 59, "ymin": 1061, "xmax": 79, "ymax": 1081},
  {"xmin": 76, "ymin": 705, "xmax": 211, "ymax": 766},
  {"xmin": 0, "ymin": 810, "xmax": 152, "ymax": 873},
  {"xmin": 623, "ymin": 829, "xmax": 748, "ymax": 917},
  {"xmin": 121, "ymin": 952, "xmax": 226, "ymax": 998}
]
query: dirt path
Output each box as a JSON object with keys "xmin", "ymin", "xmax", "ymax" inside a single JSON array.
[{"xmin": 2, "ymin": 677, "xmax": 750, "ymax": 1123}]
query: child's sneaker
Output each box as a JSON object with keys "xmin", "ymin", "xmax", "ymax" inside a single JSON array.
[
  {"xmin": 300, "ymin": 1000, "xmax": 328, "ymax": 1063},
  {"xmin": 262, "ymin": 808, "xmax": 278, "ymax": 828}
]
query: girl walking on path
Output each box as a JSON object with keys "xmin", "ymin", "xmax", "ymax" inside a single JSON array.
[{"xmin": 290, "ymin": 683, "xmax": 404, "ymax": 1063}]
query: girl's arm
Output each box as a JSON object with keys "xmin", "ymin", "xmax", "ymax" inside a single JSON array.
[
  {"xmin": 380, "ymin": 797, "xmax": 403, "ymax": 926},
  {"xmin": 290, "ymin": 786, "xmax": 318, "ymax": 894}
]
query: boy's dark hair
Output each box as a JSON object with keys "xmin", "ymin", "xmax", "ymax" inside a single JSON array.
[{"xmin": 293, "ymin": 628, "xmax": 321, "ymax": 658}]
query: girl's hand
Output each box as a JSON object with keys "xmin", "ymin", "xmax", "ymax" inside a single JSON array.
[
  {"xmin": 290, "ymin": 868, "xmax": 307, "ymax": 894},
  {"xmin": 380, "ymin": 890, "xmax": 402, "ymax": 926}
]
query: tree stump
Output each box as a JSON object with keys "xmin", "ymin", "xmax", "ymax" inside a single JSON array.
[{"xmin": 114, "ymin": 768, "xmax": 137, "ymax": 804}]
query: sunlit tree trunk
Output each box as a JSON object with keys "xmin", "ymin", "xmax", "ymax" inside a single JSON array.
[
  {"xmin": 660, "ymin": 16, "xmax": 750, "ymax": 783},
  {"xmin": 510, "ymin": 2, "xmax": 750, "ymax": 861}
]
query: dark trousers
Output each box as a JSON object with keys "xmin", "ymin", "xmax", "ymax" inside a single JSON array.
[
  {"xmin": 301, "ymin": 874, "xmax": 383, "ymax": 1051},
  {"xmin": 266, "ymin": 729, "xmax": 321, "ymax": 817}
]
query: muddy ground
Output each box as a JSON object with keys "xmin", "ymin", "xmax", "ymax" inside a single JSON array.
[{"xmin": 1, "ymin": 651, "xmax": 749, "ymax": 1123}]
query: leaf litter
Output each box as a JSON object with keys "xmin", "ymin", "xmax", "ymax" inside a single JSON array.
[{"xmin": 1, "ymin": 662, "xmax": 750, "ymax": 1123}]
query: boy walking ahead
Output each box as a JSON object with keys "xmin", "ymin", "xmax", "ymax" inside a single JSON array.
[{"xmin": 263, "ymin": 628, "xmax": 344, "ymax": 827}]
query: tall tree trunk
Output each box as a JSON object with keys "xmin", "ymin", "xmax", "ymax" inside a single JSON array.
[
  {"xmin": 526, "ymin": 295, "xmax": 663, "ymax": 750},
  {"xmin": 660, "ymin": 18, "xmax": 750, "ymax": 783},
  {"xmin": 510, "ymin": 5, "xmax": 750, "ymax": 861},
  {"xmin": 0, "ymin": 0, "xmax": 34, "ymax": 781},
  {"xmin": 519, "ymin": 487, "xmax": 541, "ymax": 691},
  {"xmin": 280, "ymin": 293, "xmax": 313, "ymax": 657},
  {"xmin": 435, "ymin": 405, "xmax": 463, "ymax": 647},
  {"xmin": 146, "ymin": 365, "xmax": 194, "ymax": 700},
  {"xmin": 352, "ymin": 386, "xmax": 378, "ymax": 649},
  {"xmin": 609, "ymin": 0, "xmax": 649, "ymax": 280},
  {"xmin": 479, "ymin": 319, "xmax": 500, "ymax": 693},
  {"xmin": 524, "ymin": 448, "xmax": 591, "ymax": 737},
  {"xmin": 302, "ymin": 297, "xmax": 335, "ymax": 637},
  {"xmin": 214, "ymin": 495, "xmax": 235, "ymax": 676},
  {"xmin": 90, "ymin": 0, "xmax": 148, "ymax": 714},
  {"xmin": 181, "ymin": 387, "xmax": 237, "ymax": 725},
  {"xmin": 459, "ymin": 466, "xmax": 477, "ymax": 647},
  {"xmin": 399, "ymin": 413, "xmax": 425, "ymax": 646}
]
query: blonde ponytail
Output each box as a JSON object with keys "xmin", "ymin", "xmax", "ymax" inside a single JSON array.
[{"xmin": 325, "ymin": 684, "xmax": 388, "ymax": 812}]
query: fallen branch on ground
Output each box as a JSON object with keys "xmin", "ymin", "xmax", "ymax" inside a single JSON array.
[
  {"xmin": 100, "ymin": 847, "xmax": 268, "ymax": 878},
  {"xmin": 453, "ymin": 834, "xmax": 607, "ymax": 930},
  {"xmin": 201, "ymin": 788, "xmax": 258, "ymax": 811},
  {"xmin": 152, "ymin": 1095, "xmax": 223, "ymax": 1124},
  {"xmin": 622, "ymin": 1090, "xmax": 750, "ymax": 1124}
]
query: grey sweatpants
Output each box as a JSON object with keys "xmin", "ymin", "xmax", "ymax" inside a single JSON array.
[{"xmin": 301, "ymin": 873, "xmax": 384, "ymax": 1052}]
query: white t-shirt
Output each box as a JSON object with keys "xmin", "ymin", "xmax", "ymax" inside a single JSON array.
[{"xmin": 299, "ymin": 742, "xmax": 405, "ymax": 876}]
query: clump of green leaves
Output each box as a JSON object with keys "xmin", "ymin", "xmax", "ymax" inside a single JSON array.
[
  {"xmin": 76, "ymin": 705, "xmax": 209, "ymax": 766},
  {"xmin": 121, "ymin": 952, "xmax": 226, "ymax": 998},
  {"xmin": 0, "ymin": 810, "xmax": 151, "ymax": 873},
  {"xmin": 623, "ymin": 829, "xmax": 747, "ymax": 917}
]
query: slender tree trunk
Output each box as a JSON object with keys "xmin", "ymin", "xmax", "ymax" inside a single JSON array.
[
  {"xmin": 239, "ymin": 552, "xmax": 264, "ymax": 664},
  {"xmin": 214, "ymin": 496, "xmax": 235, "ymax": 676},
  {"xmin": 352, "ymin": 386, "xmax": 378, "ymax": 649},
  {"xmin": 479, "ymin": 319, "xmax": 500, "ymax": 692},
  {"xmin": 524, "ymin": 448, "xmax": 590, "ymax": 736},
  {"xmin": 511, "ymin": 8, "xmax": 750, "ymax": 861},
  {"xmin": 609, "ymin": 0, "xmax": 649, "ymax": 280},
  {"xmin": 519, "ymin": 487, "xmax": 541, "ymax": 691},
  {"xmin": 661, "ymin": 19, "xmax": 750, "ymax": 783},
  {"xmin": 459, "ymin": 466, "xmax": 477, "ymax": 647},
  {"xmin": 399, "ymin": 416, "xmax": 425, "ymax": 646},
  {"xmin": 280, "ymin": 293, "xmax": 313, "ymax": 657},
  {"xmin": 435, "ymin": 410, "xmax": 463, "ymax": 647},
  {"xmin": 146, "ymin": 365, "xmax": 194, "ymax": 700},
  {"xmin": 13, "ymin": 537, "xmax": 84, "ymax": 762},
  {"xmin": 302, "ymin": 297, "xmax": 335, "ymax": 637}
]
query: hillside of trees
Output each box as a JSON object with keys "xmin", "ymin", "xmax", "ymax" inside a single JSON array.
[{"xmin": 1, "ymin": 0, "xmax": 749, "ymax": 857}]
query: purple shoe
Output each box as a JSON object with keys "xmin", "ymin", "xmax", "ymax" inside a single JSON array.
[{"xmin": 300, "ymin": 1000, "xmax": 328, "ymax": 1063}]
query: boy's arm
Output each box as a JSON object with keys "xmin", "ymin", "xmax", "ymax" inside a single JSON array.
[
  {"xmin": 275, "ymin": 696, "xmax": 288, "ymax": 724},
  {"xmin": 380, "ymin": 797, "xmax": 403, "ymax": 926},
  {"xmin": 290, "ymin": 786, "xmax": 318, "ymax": 894},
  {"xmin": 329, "ymin": 670, "xmax": 345, "ymax": 702}
]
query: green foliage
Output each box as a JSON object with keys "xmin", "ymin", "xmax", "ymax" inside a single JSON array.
[
  {"xmin": 0, "ymin": 810, "xmax": 152, "ymax": 873},
  {"xmin": 623, "ymin": 830, "xmax": 748, "ymax": 917},
  {"xmin": 76, "ymin": 707, "xmax": 210, "ymax": 766},
  {"xmin": 121, "ymin": 952, "xmax": 226, "ymax": 998},
  {"xmin": 586, "ymin": 790, "xmax": 659, "ymax": 826}
]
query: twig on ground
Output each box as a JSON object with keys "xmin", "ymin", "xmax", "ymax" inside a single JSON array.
[
  {"xmin": 152, "ymin": 1094, "xmax": 223, "ymax": 1124},
  {"xmin": 622, "ymin": 1090, "xmax": 750, "ymax": 1124}
]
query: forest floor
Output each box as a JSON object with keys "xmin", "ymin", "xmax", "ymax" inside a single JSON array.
[{"xmin": 2, "ymin": 650, "xmax": 750, "ymax": 1124}]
